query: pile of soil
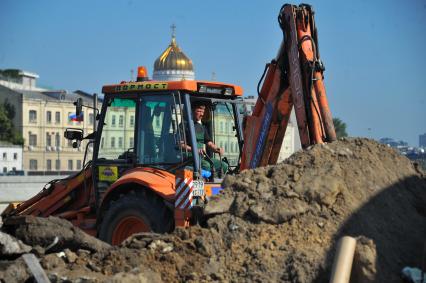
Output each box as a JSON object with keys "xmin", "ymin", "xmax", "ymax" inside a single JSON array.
[{"xmin": 0, "ymin": 138, "xmax": 425, "ymax": 283}]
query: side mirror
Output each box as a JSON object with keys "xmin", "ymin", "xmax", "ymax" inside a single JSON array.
[
  {"xmin": 64, "ymin": 129, "xmax": 83, "ymax": 141},
  {"xmin": 74, "ymin": 98, "xmax": 83, "ymax": 116}
]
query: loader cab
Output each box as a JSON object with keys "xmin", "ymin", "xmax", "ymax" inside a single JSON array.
[{"xmin": 92, "ymin": 80, "xmax": 244, "ymax": 203}]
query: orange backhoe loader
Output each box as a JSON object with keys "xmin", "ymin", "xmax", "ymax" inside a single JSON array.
[{"xmin": 2, "ymin": 4, "xmax": 336, "ymax": 245}]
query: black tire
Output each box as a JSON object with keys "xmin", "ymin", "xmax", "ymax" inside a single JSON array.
[{"xmin": 98, "ymin": 190, "xmax": 173, "ymax": 245}]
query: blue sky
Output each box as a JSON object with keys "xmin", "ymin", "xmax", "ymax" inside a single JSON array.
[{"xmin": 1, "ymin": 0, "xmax": 425, "ymax": 146}]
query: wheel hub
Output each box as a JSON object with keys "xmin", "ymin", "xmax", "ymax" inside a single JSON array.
[{"xmin": 112, "ymin": 216, "xmax": 149, "ymax": 245}]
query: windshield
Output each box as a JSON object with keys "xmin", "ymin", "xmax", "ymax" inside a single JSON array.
[{"xmin": 138, "ymin": 94, "xmax": 183, "ymax": 166}]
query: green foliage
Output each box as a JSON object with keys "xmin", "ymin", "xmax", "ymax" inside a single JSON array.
[
  {"xmin": 0, "ymin": 100, "xmax": 24, "ymax": 145},
  {"xmin": 0, "ymin": 69, "xmax": 20, "ymax": 78},
  {"xmin": 333, "ymin": 117, "xmax": 348, "ymax": 139}
]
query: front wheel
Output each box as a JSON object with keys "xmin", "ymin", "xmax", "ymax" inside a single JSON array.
[{"xmin": 98, "ymin": 191, "xmax": 173, "ymax": 245}]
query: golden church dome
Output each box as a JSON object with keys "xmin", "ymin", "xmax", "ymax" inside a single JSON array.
[
  {"xmin": 154, "ymin": 36, "xmax": 194, "ymax": 72},
  {"xmin": 153, "ymin": 26, "xmax": 195, "ymax": 81}
]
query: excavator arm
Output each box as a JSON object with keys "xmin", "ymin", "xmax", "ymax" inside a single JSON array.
[{"xmin": 241, "ymin": 4, "xmax": 336, "ymax": 170}]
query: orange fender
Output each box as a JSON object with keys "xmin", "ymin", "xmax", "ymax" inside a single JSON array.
[{"xmin": 101, "ymin": 167, "xmax": 176, "ymax": 207}]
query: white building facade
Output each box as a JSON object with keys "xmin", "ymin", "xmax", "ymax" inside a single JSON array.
[
  {"xmin": 0, "ymin": 143, "xmax": 23, "ymax": 173},
  {"xmin": 0, "ymin": 69, "xmax": 96, "ymax": 174}
]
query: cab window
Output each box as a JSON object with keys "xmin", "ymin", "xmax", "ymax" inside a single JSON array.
[
  {"xmin": 98, "ymin": 98, "xmax": 136, "ymax": 160},
  {"xmin": 212, "ymin": 103, "xmax": 240, "ymax": 167}
]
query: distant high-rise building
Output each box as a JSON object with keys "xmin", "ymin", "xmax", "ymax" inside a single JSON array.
[{"xmin": 419, "ymin": 133, "xmax": 426, "ymax": 148}]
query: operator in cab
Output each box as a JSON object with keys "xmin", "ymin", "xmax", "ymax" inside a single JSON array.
[{"xmin": 182, "ymin": 101, "xmax": 228, "ymax": 177}]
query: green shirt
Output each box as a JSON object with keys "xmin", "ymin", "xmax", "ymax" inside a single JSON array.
[{"xmin": 186, "ymin": 122, "xmax": 212, "ymax": 148}]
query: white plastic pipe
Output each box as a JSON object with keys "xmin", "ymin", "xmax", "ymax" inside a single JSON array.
[{"xmin": 329, "ymin": 236, "xmax": 357, "ymax": 283}]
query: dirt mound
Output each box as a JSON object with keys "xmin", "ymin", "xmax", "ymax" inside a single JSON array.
[{"xmin": 0, "ymin": 138, "xmax": 425, "ymax": 283}]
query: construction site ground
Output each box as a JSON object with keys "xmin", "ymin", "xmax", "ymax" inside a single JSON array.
[{"xmin": 0, "ymin": 138, "xmax": 425, "ymax": 282}]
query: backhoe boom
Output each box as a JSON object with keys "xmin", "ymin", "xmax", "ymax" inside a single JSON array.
[{"xmin": 241, "ymin": 4, "xmax": 336, "ymax": 170}]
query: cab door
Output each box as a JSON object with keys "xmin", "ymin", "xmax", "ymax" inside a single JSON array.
[
  {"xmin": 136, "ymin": 93, "xmax": 188, "ymax": 168},
  {"xmin": 93, "ymin": 96, "xmax": 138, "ymax": 203},
  {"xmin": 203, "ymin": 101, "xmax": 243, "ymax": 197}
]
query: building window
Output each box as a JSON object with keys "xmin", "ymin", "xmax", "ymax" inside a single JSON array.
[
  {"xmin": 30, "ymin": 159, "xmax": 38, "ymax": 170},
  {"xmin": 2, "ymin": 167, "xmax": 6, "ymax": 173},
  {"xmin": 220, "ymin": 122, "xmax": 224, "ymax": 133},
  {"xmin": 55, "ymin": 111, "xmax": 61, "ymax": 123},
  {"xmin": 29, "ymin": 133, "xmax": 37, "ymax": 146},
  {"xmin": 13, "ymin": 153, "xmax": 18, "ymax": 160},
  {"xmin": 68, "ymin": 112, "xmax": 73, "ymax": 124},
  {"xmin": 68, "ymin": 160, "xmax": 73, "ymax": 170},
  {"xmin": 29, "ymin": 110, "xmax": 37, "ymax": 123},
  {"xmin": 67, "ymin": 139, "xmax": 73, "ymax": 147},
  {"xmin": 101, "ymin": 137, "xmax": 104, "ymax": 148},
  {"xmin": 47, "ymin": 160, "xmax": 52, "ymax": 171},
  {"xmin": 111, "ymin": 137, "xmax": 115, "ymax": 148},
  {"xmin": 46, "ymin": 133, "xmax": 51, "ymax": 146},
  {"xmin": 55, "ymin": 133, "xmax": 60, "ymax": 147},
  {"xmin": 55, "ymin": 160, "xmax": 60, "ymax": 170},
  {"xmin": 130, "ymin": 115, "xmax": 134, "ymax": 126},
  {"xmin": 77, "ymin": 160, "xmax": 82, "ymax": 170},
  {"xmin": 119, "ymin": 115, "xmax": 124, "ymax": 127},
  {"xmin": 118, "ymin": 137, "xmax": 123, "ymax": 148},
  {"xmin": 112, "ymin": 115, "xmax": 116, "ymax": 127},
  {"xmin": 89, "ymin": 113, "xmax": 94, "ymax": 124},
  {"xmin": 2, "ymin": 152, "xmax": 6, "ymax": 160},
  {"xmin": 129, "ymin": 137, "xmax": 134, "ymax": 148},
  {"xmin": 46, "ymin": 111, "xmax": 52, "ymax": 123}
]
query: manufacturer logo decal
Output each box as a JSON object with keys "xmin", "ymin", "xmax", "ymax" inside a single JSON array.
[
  {"xmin": 99, "ymin": 166, "xmax": 118, "ymax": 182},
  {"xmin": 115, "ymin": 82, "xmax": 168, "ymax": 92}
]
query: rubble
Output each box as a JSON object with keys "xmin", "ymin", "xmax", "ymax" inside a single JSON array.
[
  {"xmin": 0, "ymin": 231, "xmax": 31, "ymax": 258},
  {"xmin": 2, "ymin": 216, "xmax": 110, "ymax": 254},
  {"xmin": 0, "ymin": 138, "xmax": 425, "ymax": 282}
]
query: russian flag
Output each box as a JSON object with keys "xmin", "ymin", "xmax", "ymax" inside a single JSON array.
[{"xmin": 69, "ymin": 112, "xmax": 83, "ymax": 122}]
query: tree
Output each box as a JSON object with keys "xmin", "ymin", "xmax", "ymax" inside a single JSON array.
[
  {"xmin": 0, "ymin": 100, "xmax": 24, "ymax": 145},
  {"xmin": 333, "ymin": 117, "xmax": 348, "ymax": 139}
]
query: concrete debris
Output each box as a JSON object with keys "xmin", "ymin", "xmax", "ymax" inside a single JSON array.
[{"xmin": 0, "ymin": 231, "xmax": 31, "ymax": 257}]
